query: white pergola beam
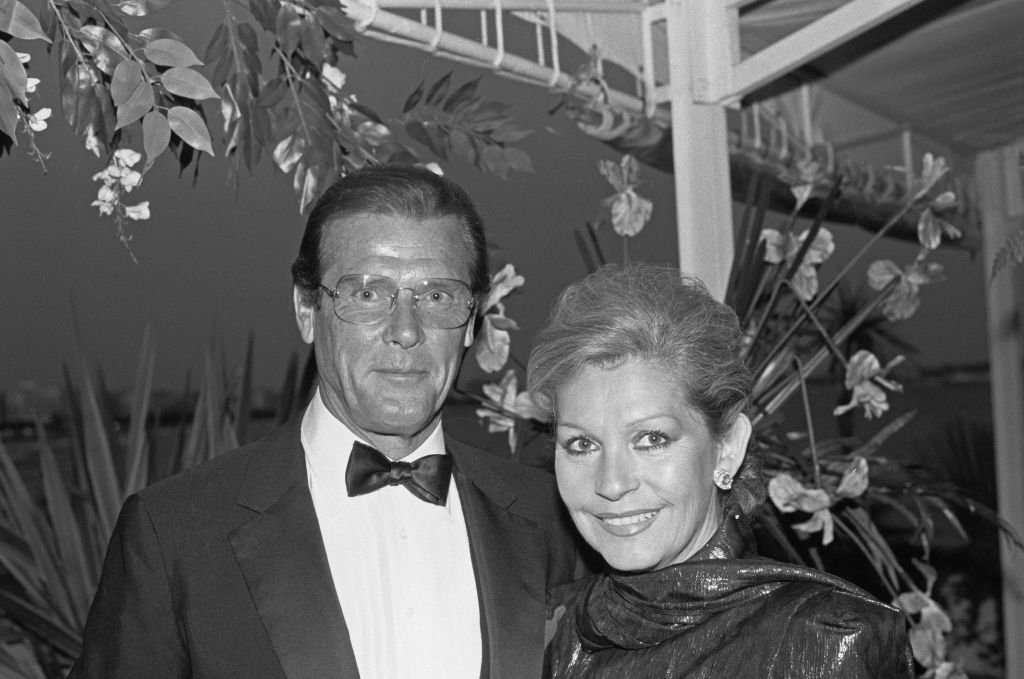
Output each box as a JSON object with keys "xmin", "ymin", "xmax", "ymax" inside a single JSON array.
[
  {"xmin": 978, "ymin": 142, "xmax": 1024, "ymax": 679},
  {"xmin": 695, "ymin": 0, "xmax": 930, "ymax": 105},
  {"xmin": 376, "ymin": 0, "xmax": 645, "ymax": 10},
  {"xmin": 666, "ymin": 0, "xmax": 734, "ymax": 299}
]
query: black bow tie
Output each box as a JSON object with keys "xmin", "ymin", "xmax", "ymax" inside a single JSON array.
[{"xmin": 345, "ymin": 441, "xmax": 453, "ymax": 506}]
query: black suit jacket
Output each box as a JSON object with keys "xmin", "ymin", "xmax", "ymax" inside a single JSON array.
[{"xmin": 71, "ymin": 418, "xmax": 578, "ymax": 679}]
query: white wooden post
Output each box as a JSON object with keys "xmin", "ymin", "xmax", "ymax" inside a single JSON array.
[
  {"xmin": 977, "ymin": 141, "xmax": 1024, "ymax": 679},
  {"xmin": 664, "ymin": 0, "xmax": 734, "ymax": 300}
]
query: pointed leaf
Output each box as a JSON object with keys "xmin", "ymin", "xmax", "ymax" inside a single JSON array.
[
  {"xmin": 142, "ymin": 110, "xmax": 170, "ymax": 169},
  {"xmin": 443, "ymin": 77, "xmax": 480, "ymax": 113},
  {"xmin": 78, "ymin": 361, "xmax": 123, "ymax": 541},
  {"xmin": 0, "ymin": 77, "xmax": 18, "ymax": 139},
  {"xmin": 77, "ymin": 25, "xmax": 130, "ymax": 75},
  {"xmin": 139, "ymin": 26, "xmax": 185, "ymax": 43},
  {"xmin": 425, "ymin": 72, "xmax": 451, "ymax": 107},
  {"xmin": 110, "ymin": 59, "xmax": 144, "ymax": 106},
  {"xmin": 168, "ymin": 105, "xmax": 214, "ymax": 155},
  {"xmin": 160, "ymin": 66, "xmax": 219, "ymax": 100},
  {"xmin": 143, "ymin": 38, "xmax": 202, "ymax": 68},
  {"xmin": 123, "ymin": 326, "xmax": 155, "ymax": 494},
  {"xmin": 314, "ymin": 5, "xmax": 355, "ymax": 41},
  {"xmin": 402, "ymin": 80, "xmax": 424, "ymax": 113},
  {"xmin": 0, "ymin": 39, "xmax": 28, "ymax": 102},
  {"xmin": 38, "ymin": 431, "xmax": 95, "ymax": 625},
  {"xmin": 114, "ymin": 79, "xmax": 154, "ymax": 129},
  {"xmin": 0, "ymin": 0, "xmax": 51, "ymax": 42}
]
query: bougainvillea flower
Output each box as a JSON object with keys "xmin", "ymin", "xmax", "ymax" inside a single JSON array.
[
  {"xmin": 27, "ymin": 107, "xmax": 51, "ymax": 132},
  {"xmin": 598, "ymin": 155, "xmax": 653, "ymax": 237}
]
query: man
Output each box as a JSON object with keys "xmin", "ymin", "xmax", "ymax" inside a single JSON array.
[{"xmin": 72, "ymin": 165, "xmax": 579, "ymax": 678}]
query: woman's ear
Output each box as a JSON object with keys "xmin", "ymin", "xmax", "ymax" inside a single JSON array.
[{"xmin": 716, "ymin": 413, "xmax": 752, "ymax": 478}]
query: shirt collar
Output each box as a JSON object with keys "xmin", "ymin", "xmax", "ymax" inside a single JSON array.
[{"xmin": 302, "ymin": 388, "xmax": 447, "ymax": 477}]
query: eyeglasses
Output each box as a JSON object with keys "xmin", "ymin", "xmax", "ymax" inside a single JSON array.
[{"xmin": 319, "ymin": 274, "xmax": 476, "ymax": 329}]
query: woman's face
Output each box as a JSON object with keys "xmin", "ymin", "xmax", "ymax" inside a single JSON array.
[{"xmin": 554, "ymin": 359, "xmax": 749, "ymax": 572}]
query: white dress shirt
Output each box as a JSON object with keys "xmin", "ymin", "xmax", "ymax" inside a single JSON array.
[{"xmin": 302, "ymin": 390, "xmax": 483, "ymax": 679}]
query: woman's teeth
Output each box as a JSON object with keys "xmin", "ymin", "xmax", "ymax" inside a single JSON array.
[{"xmin": 604, "ymin": 511, "xmax": 657, "ymax": 526}]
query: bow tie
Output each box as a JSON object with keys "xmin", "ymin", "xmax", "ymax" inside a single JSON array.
[{"xmin": 345, "ymin": 441, "xmax": 453, "ymax": 506}]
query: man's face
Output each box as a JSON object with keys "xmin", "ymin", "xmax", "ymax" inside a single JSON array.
[{"xmin": 294, "ymin": 212, "xmax": 475, "ymax": 452}]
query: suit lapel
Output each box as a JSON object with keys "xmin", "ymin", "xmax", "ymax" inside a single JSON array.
[
  {"xmin": 449, "ymin": 440, "xmax": 547, "ymax": 679},
  {"xmin": 229, "ymin": 424, "xmax": 359, "ymax": 679}
]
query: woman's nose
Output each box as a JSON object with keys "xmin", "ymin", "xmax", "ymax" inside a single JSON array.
[{"xmin": 594, "ymin": 449, "xmax": 639, "ymax": 501}]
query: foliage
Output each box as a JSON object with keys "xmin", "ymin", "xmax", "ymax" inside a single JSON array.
[
  {"xmin": 1, "ymin": 0, "xmax": 534, "ymax": 250},
  {"xmin": 0, "ymin": 330, "xmax": 314, "ymax": 675},
  {"xmin": 990, "ymin": 226, "xmax": 1024, "ymax": 282}
]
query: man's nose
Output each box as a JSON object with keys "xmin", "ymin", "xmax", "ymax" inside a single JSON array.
[
  {"xmin": 383, "ymin": 289, "xmax": 425, "ymax": 349},
  {"xmin": 594, "ymin": 448, "xmax": 639, "ymax": 501}
]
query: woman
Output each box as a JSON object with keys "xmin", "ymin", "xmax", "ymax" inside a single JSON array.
[{"xmin": 528, "ymin": 264, "xmax": 912, "ymax": 679}]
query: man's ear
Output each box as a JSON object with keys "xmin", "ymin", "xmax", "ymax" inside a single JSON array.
[
  {"xmin": 462, "ymin": 314, "xmax": 476, "ymax": 348},
  {"xmin": 716, "ymin": 413, "xmax": 752, "ymax": 478},
  {"xmin": 293, "ymin": 286, "xmax": 316, "ymax": 345}
]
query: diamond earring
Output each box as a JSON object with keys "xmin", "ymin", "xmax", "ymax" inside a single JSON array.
[{"xmin": 713, "ymin": 468, "xmax": 733, "ymax": 490}]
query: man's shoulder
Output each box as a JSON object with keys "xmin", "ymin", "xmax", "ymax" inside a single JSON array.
[
  {"xmin": 447, "ymin": 437, "xmax": 560, "ymax": 513},
  {"xmin": 136, "ymin": 419, "xmax": 302, "ymax": 513}
]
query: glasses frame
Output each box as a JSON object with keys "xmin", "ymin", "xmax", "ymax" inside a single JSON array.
[{"xmin": 319, "ymin": 274, "xmax": 477, "ymax": 329}]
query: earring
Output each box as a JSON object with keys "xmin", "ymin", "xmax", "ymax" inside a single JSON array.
[{"xmin": 713, "ymin": 468, "xmax": 733, "ymax": 490}]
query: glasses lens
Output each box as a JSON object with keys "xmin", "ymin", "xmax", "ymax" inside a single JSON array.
[
  {"xmin": 330, "ymin": 275, "xmax": 473, "ymax": 328},
  {"xmin": 412, "ymin": 279, "xmax": 473, "ymax": 328}
]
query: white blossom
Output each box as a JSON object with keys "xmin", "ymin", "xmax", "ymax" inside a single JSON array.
[{"xmin": 123, "ymin": 202, "xmax": 151, "ymax": 220}]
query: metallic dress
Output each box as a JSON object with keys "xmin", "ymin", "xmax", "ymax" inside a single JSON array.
[{"xmin": 545, "ymin": 514, "xmax": 914, "ymax": 678}]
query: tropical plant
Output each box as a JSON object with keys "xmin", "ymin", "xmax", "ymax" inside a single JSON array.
[{"xmin": 0, "ymin": 329, "xmax": 315, "ymax": 676}]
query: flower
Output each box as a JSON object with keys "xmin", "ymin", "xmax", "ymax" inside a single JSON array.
[
  {"xmin": 113, "ymin": 148, "xmax": 142, "ymax": 167},
  {"xmin": 123, "ymin": 202, "xmax": 151, "ymax": 220},
  {"xmin": 598, "ymin": 155, "xmax": 653, "ymax": 237},
  {"xmin": 895, "ymin": 590, "xmax": 953, "ymax": 670},
  {"xmin": 917, "ymin": 207, "xmax": 962, "ymax": 250},
  {"xmin": 789, "ymin": 157, "xmax": 823, "ymax": 212},
  {"xmin": 475, "ymin": 306, "xmax": 518, "ymax": 373},
  {"xmin": 27, "ymin": 107, "xmax": 51, "ymax": 132},
  {"xmin": 84, "ymin": 125, "xmax": 102, "ymax": 158},
  {"xmin": 475, "ymin": 370, "xmax": 546, "ymax": 451},
  {"xmin": 16, "ymin": 52, "xmax": 30, "ymax": 64},
  {"xmin": 833, "ymin": 350, "xmax": 904, "ymax": 419},
  {"xmin": 767, "ymin": 473, "xmax": 835, "ymax": 544},
  {"xmin": 761, "ymin": 227, "xmax": 835, "ymax": 300},
  {"xmin": 835, "ymin": 456, "xmax": 869, "ymax": 499},
  {"xmin": 25, "ymin": 77, "xmax": 39, "ymax": 94},
  {"xmin": 474, "ymin": 264, "xmax": 526, "ymax": 373},
  {"xmin": 867, "ymin": 259, "xmax": 944, "ymax": 321}
]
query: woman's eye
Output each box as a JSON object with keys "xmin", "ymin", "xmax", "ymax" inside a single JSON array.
[
  {"xmin": 637, "ymin": 431, "xmax": 671, "ymax": 449},
  {"xmin": 561, "ymin": 437, "xmax": 597, "ymax": 455}
]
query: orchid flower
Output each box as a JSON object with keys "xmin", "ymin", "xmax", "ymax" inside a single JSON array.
[
  {"xmin": 598, "ymin": 155, "xmax": 653, "ymax": 237},
  {"xmin": 475, "ymin": 370, "xmax": 546, "ymax": 451},
  {"xmin": 474, "ymin": 264, "xmax": 525, "ymax": 373},
  {"xmin": 762, "ymin": 227, "xmax": 835, "ymax": 301},
  {"xmin": 768, "ymin": 473, "xmax": 835, "ymax": 545},
  {"xmin": 833, "ymin": 350, "xmax": 904, "ymax": 419},
  {"xmin": 868, "ymin": 259, "xmax": 944, "ymax": 321}
]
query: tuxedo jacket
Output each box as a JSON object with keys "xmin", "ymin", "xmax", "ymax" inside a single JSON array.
[{"xmin": 71, "ymin": 418, "xmax": 579, "ymax": 679}]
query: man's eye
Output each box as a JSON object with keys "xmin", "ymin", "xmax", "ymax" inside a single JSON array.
[{"xmin": 422, "ymin": 289, "xmax": 454, "ymax": 304}]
